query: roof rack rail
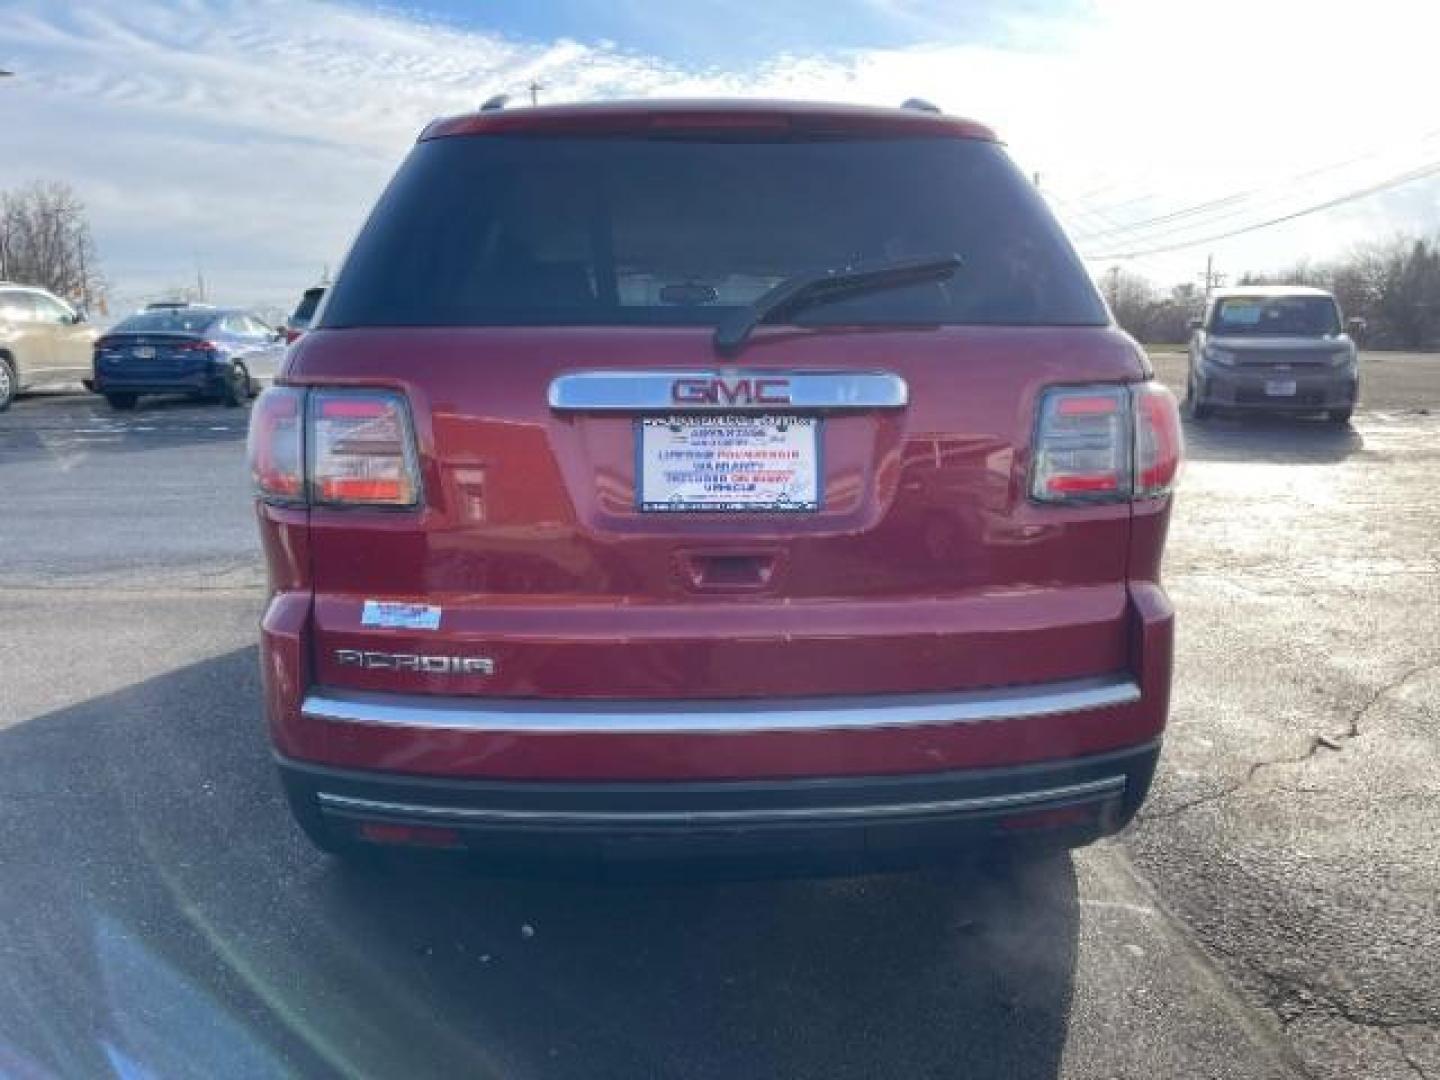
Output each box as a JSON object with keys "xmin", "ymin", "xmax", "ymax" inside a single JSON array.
[
  {"xmin": 480, "ymin": 93, "xmax": 510, "ymax": 112},
  {"xmin": 900, "ymin": 98, "xmax": 941, "ymax": 114}
]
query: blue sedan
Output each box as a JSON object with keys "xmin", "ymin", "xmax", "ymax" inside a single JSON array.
[{"xmin": 91, "ymin": 305, "xmax": 286, "ymax": 410}]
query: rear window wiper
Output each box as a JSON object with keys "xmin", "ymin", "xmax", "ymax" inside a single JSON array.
[{"xmin": 713, "ymin": 253, "xmax": 962, "ymax": 355}]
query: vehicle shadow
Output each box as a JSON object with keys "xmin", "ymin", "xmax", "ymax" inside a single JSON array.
[
  {"xmin": 0, "ymin": 648, "xmax": 1079, "ymax": 1079},
  {"xmin": 1182, "ymin": 413, "xmax": 1365, "ymax": 464}
]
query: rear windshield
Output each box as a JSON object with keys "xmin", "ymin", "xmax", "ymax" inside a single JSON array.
[
  {"xmin": 111, "ymin": 310, "xmax": 220, "ymax": 334},
  {"xmin": 1211, "ymin": 296, "xmax": 1341, "ymax": 337},
  {"xmin": 322, "ymin": 135, "xmax": 1106, "ymax": 329}
]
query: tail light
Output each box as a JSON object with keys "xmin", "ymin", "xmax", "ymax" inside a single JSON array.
[
  {"xmin": 284, "ymin": 328, "xmax": 302, "ymax": 344},
  {"xmin": 1031, "ymin": 382, "xmax": 1182, "ymax": 504},
  {"xmin": 174, "ymin": 340, "xmax": 218, "ymax": 352},
  {"xmin": 311, "ymin": 392, "xmax": 420, "ymax": 507},
  {"xmin": 1132, "ymin": 382, "xmax": 1183, "ymax": 497},
  {"xmin": 246, "ymin": 387, "xmax": 421, "ymax": 508},
  {"xmin": 247, "ymin": 387, "xmax": 305, "ymax": 503}
]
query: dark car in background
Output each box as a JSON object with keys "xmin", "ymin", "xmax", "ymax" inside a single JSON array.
[
  {"xmin": 248, "ymin": 99, "xmax": 1182, "ymax": 870},
  {"xmin": 1186, "ymin": 286, "xmax": 1361, "ymax": 423},
  {"xmin": 282, "ymin": 286, "xmax": 325, "ymax": 343},
  {"xmin": 93, "ymin": 305, "xmax": 285, "ymax": 409}
]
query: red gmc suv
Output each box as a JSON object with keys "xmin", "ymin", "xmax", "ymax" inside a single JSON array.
[{"xmin": 246, "ymin": 99, "xmax": 1181, "ymax": 869}]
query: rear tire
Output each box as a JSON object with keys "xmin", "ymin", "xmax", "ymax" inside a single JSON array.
[
  {"xmin": 1186, "ymin": 380, "xmax": 1213, "ymax": 420},
  {"xmin": 105, "ymin": 393, "xmax": 139, "ymax": 411},
  {"xmin": 1327, "ymin": 407, "xmax": 1353, "ymax": 424},
  {"xmin": 0, "ymin": 356, "xmax": 15, "ymax": 412},
  {"xmin": 221, "ymin": 363, "xmax": 248, "ymax": 408}
]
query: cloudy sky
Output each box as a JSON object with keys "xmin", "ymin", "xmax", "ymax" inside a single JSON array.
[{"xmin": 2, "ymin": 0, "xmax": 1438, "ymax": 312}]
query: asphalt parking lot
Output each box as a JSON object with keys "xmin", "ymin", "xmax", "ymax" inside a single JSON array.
[{"xmin": 1, "ymin": 353, "xmax": 1437, "ymax": 1079}]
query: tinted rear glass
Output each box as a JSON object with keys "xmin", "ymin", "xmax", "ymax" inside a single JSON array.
[
  {"xmin": 111, "ymin": 310, "xmax": 221, "ymax": 334},
  {"xmin": 322, "ymin": 135, "xmax": 1106, "ymax": 329},
  {"xmin": 1211, "ymin": 296, "xmax": 1341, "ymax": 336}
]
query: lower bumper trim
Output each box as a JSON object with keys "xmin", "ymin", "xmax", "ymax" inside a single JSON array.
[
  {"xmin": 316, "ymin": 774, "xmax": 1126, "ymax": 829},
  {"xmin": 278, "ymin": 741, "xmax": 1161, "ymax": 863}
]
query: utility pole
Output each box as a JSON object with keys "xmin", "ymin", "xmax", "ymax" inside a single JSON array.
[
  {"xmin": 1199, "ymin": 253, "xmax": 1226, "ymax": 301},
  {"xmin": 77, "ymin": 237, "xmax": 89, "ymax": 312},
  {"xmin": 527, "ymin": 79, "xmax": 545, "ymax": 106},
  {"xmin": 1102, "ymin": 265, "xmax": 1122, "ymax": 311}
]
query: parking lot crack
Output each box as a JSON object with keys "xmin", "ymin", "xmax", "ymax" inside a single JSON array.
[
  {"xmin": 1389, "ymin": 1031, "xmax": 1431, "ymax": 1080},
  {"xmin": 1226, "ymin": 949, "xmax": 1439, "ymax": 1077},
  {"xmin": 1140, "ymin": 658, "xmax": 1440, "ymax": 823},
  {"xmin": 1336, "ymin": 659, "xmax": 1439, "ymax": 741}
]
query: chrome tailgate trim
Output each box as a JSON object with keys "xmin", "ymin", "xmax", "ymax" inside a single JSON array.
[
  {"xmin": 301, "ymin": 674, "xmax": 1141, "ymax": 734},
  {"xmin": 548, "ymin": 370, "xmax": 908, "ymax": 411}
]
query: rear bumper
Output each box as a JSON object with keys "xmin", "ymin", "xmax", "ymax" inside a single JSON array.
[
  {"xmin": 92, "ymin": 369, "xmax": 227, "ymax": 396},
  {"xmin": 261, "ymin": 578, "xmax": 1172, "ymax": 862},
  {"xmin": 260, "ymin": 582, "xmax": 1174, "ymax": 783},
  {"xmin": 279, "ymin": 740, "xmax": 1160, "ymax": 865}
]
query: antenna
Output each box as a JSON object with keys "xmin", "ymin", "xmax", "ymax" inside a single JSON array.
[
  {"xmin": 480, "ymin": 93, "xmax": 509, "ymax": 112},
  {"xmin": 900, "ymin": 98, "xmax": 941, "ymax": 114}
]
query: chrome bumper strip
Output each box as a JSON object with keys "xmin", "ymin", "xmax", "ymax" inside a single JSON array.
[{"xmin": 301, "ymin": 674, "xmax": 1140, "ymax": 735}]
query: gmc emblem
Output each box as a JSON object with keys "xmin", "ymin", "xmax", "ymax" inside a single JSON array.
[{"xmin": 671, "ymin": 377, "xmax": 792, "ymax": 407}]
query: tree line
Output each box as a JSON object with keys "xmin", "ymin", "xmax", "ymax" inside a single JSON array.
[
  {"xmin": 1103, "ymin": 235, "xmax": 1440, "ymax": 349},
  {"xmin": 0, "ymin": 180, "xmax": 104, "ymax": 310}
]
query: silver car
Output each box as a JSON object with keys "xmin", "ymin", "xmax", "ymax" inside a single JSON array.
[
  {"xmin": 1186, "ymin": 286, "xmax": 1361, "ymax": 424},
  {"xmin": 0, "ymin": 283, "xmax": 100, "ymax": 410}
]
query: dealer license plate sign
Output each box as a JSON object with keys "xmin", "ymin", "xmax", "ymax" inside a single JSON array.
[{"xmin": 638, "ymin": 415, "xmax": 820, "ymax": 512}]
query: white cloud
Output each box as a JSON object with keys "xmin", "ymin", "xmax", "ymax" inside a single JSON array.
[{"xmin": 1, "ymin": 0, "xmax": 1437, "ymax": 309}]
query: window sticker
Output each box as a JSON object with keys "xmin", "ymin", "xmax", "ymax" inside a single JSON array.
[
  {"xmin": 1220, "ymin": 301, "xmax": 1263, "ymax": 325},
  {"xmin": 361, "ymin": 601, "xmax": 442, "ymax": 630}
]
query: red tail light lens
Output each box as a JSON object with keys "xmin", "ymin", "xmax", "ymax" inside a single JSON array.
[
  {"xmin": 248, "ymin": 388, "xmax": 422, "ymax": 508},
  {"xmin": 174, "ymin": 340, "xmax": 218, "ymax": 352},
  {"xmin": 1133, "ymin": 382, "xmax": 1183, "ymax": 497},
  {"xmin": 246, "ymin": 387, "xmax": 305, "ymax": 502},
  {"xmin": 310, "ymin": 390, "xmax": 421, "ymax": 507},
  {"xmin": 284, "ymin": 328, "xmax": 302, "ymax": 344},
  {"xmin": 1031, "ymin": 385, "xmax": 1130, "ymax": 502},
  {"xmin": 1030, "ymin": 381, "xmax": 1182, "ymax": 504}
]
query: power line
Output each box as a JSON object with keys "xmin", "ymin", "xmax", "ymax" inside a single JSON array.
[
  {"xmin": 1069, "ymin": 124, "xmax": 1440, "ymax": 247},
  {"xmin": 1083, "ymin": 157, "xmax": 1440, "ymax": 260}
]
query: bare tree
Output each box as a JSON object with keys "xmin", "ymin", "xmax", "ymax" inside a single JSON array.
[
  {"xmin": 0, "ymin": 181, "xmax": 105, "ymax": 310},
  {"xmin": 1102, "ymin": 266, "xmax": 1155, "ymax": 330},
  {"xmin": 1240, "ymin": 235, "xmax": 1440, "ymax": 349}
]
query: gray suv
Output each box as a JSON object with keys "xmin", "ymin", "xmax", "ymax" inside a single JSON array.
[{"xmin": 1186, "ymin": 286, "xmax": 1360, "ymax": 424}]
